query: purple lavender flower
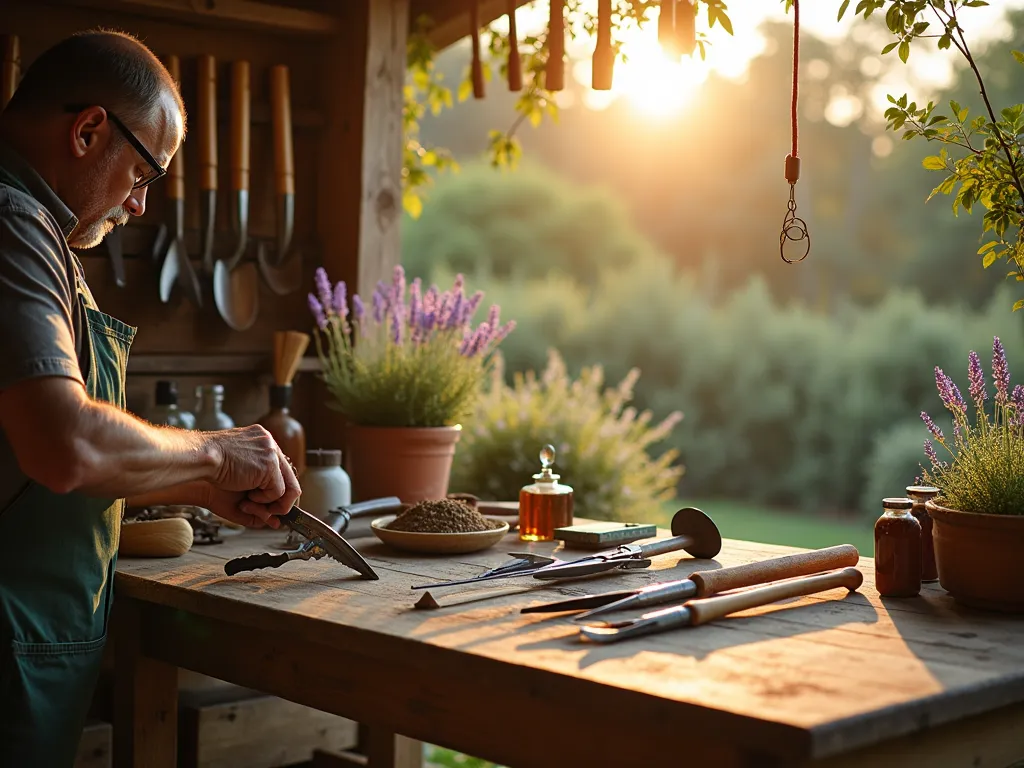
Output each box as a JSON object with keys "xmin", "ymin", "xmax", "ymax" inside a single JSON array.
[
  {"xmin": 463, "ymin": 290, "xmax": 484, "ymax": 324},
  {"xmin": 924, "ymin": 439, "xmax": 940, "ymax": 468},
  {"xmin": 436, "ymin": 290, "xmax": 454, "ymax": 329},
  {"xmin": 992, "ymin": 336, "xmax": 1010, "ymax": 404},
  {"xmin": 372, "ymin": 289, "xmax": 385, "ymax": 325},
  {"xmin": 307, "ymin": 294, "xmax": 327, "ymax": 330},
  {"xmin": 1011, "ymin": 384, "xmax": 1024, "ymax": 426},
  {"xmin": 314, "ymin": 268, "xmax": 333, "ymax": 314},
  {"xmin": 333, "ymin": 281, "xmax": 348, "ymax": 320},
  {"xmin": 409, "ymin": 278, "xmax": 423, "ymax": 332},
  {"xmin": 390, "ymin": 310, "xmax": 402, "ymax": 345},
  {"xmin": 934, "ymin": 366, "xmax": 966, "ymax": 415},
  {"xmin": 352, "ymin": 294, "xmax": 365, "ymax": 323},
  {"xmin": 423, "ymin": 285, "xmax": 439, "ymax": 315},
  {"xmin": 491, "ymin": 320, "xmax": 516, "ymax": 345},
  {"xmin": 920, "ymin": 411, "xmax": 944, "ymax": 441},
  {"xmin": 968, "ymin": 350, "xmax": 987, "ymax": 406}
]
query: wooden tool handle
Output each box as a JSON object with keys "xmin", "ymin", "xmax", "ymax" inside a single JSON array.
[
  {"xmin": 592, "ymin": 0, "xmax": 614, "ymax": 90},
  {"xmin": 545, "ymin": 0, "xmax": 565, "ymax": 91},
  {"xmin": 197, "ymin": 54, "xmax": 218, "ymax": 191},
  {"xmin": 687, "ymin": 567, "xmax": 864, "ymax": 627},
  {"xmin": 469, "ymin": 0, "xmax": 485, "ymax": 99},
  {"xmin": 165, "ymin": 54, "xmax": 185, "ymax": 201},
  {"xmin": 507, "ymin": 0, "xmax": 522, "ymax": 92},
  {"xmin": 270, "ymin": 64, "xmax": 294, "ymax": 196},
  {"xmin": 231, "ymin": 60, "xmax": 251, "ymax": 193},
  {"xmin": 2, "ymin": 34, "xmax": 19, "ymax": 110},
  {"xmin": 691, "ymin": 544, "xmax": 860, "ymax": 597}
]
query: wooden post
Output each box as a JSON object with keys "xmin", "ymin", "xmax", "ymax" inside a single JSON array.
[
  {"xmin": 112, "ymin": 599, "xmax": 178, "ymax": 768},
  {"xmin": 309, "ymin": 0, "xmax": 408, "ymax": 451}
]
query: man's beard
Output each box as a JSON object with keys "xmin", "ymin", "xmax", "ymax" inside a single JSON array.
[{"xmin": 68, "ymin": 207, "xmax": 128, "ymax": 249}]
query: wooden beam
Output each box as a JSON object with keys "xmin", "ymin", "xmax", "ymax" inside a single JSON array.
[
  {"xmin": 410, "ymin": 0, "xmax": 534, "ymax": 51},
  {"xmin": 54, "ymin": 0, "xmax": 340, "ymax": 37}
]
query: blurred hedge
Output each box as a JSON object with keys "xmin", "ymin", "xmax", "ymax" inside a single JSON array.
[{"xmin": 405, "ymin": 164, "xmax": 1024, "ymax": 515}]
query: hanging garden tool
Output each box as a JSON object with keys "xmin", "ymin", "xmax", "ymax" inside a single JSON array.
[
  {"xmin": 197, "ymin": 54, "xmax": 218, "ymax": 275},
  {"xmin": 658, "ymin": 0, "xmax": 677, "ymax": 58},
  {"xmin": 546, "ymin": 0, "xmax": 565, "ymax": 91},
  {"xmin": 469, "ymin": 0, "xmax": 485, "ymax": 99},
  {"xmin": 675, "ymin": 0, "xmax": 696, "ymax": 57},
  {"xmin": 780, "ymin": 0, "xmax": 810, "ymax": 264},
  {"xmin": 592, "ymin": 0, "xmax": 614, "ymax": 90},
  {"xmin": 507, "ymin": 0, "xmax": 522, "ymax": 91}
]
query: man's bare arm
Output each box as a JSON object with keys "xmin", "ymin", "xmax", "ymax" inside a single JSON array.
[{"xmin": 0, "ymin": 376, "xmax": 221, "ymax": 497}]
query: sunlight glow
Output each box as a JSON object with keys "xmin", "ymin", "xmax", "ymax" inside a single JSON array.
[{"xmin": 615, "ymin": 47, "xmax": 708, "ymax": 118}]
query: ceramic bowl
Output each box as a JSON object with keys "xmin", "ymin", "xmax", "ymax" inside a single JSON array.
[{"xmin": 370, "ymin": 515, "xmax": 510, "ymax": 554}]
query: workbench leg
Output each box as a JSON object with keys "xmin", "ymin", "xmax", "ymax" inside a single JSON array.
[
  {"xmin": 112, "ymin": 599, "xmax": 178, "ymax": 768},
  {"xmin": 358, "ymin": 723, "xmax": 422, "ymax": 768}
]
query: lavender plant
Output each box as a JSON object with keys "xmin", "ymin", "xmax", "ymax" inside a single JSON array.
[
  {"xmin": 307, "ymin": 265, "xmax": 516, "ymax": 427},
  {"xmin": 920, "ymin": 336, "xmax": 1024, "ymax": 515}
]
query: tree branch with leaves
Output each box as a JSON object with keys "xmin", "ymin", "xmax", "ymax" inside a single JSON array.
[{"xmin": 841, "ymin": 0, "xmax": 1024, "ymax": 310}]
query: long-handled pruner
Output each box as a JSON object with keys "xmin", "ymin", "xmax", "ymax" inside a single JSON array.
[
  {"xmin": 411, "ymin": 508, "xmax": 722, "ymax": 590},
  {"xmin": 225, "ymin": 502, "xmax": 380, "ymax": 580},
  {"xmin": 579, "ymin": 567, "xmax": 864, "ymax": 643},
  {"xmin": 520, "ymin": 545, "xmax": 860, "ymax": 621}
]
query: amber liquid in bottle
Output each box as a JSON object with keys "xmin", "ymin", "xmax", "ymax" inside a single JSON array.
[
  {"xmin": 875, "ymin": 499, "xmax": 922, "ymax": 598},
  {"xmin": 518, "ymin": 490, "xmax": 574, "ymax": 542},
  {"xmin": 907, "ymin": 486, "xmax": 939, "ymax": 582}
]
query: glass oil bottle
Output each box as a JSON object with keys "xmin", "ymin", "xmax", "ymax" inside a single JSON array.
[{"xmin": 518, "ymin": 444, "xmax": 574, "ymax": 542}]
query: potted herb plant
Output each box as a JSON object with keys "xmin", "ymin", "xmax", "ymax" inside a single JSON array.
[
  {"xmin": 919, "ymin": 337, "xmax": 1024, "ymax": 612},
  {"xmin": 307, "ymin": 265, "xmax": 515, "ymax": 503}
]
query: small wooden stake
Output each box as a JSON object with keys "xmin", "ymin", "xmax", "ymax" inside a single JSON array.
[
  {"xmin": 470, "ymin": 0, "xmax": 485, "ymax": 99},
  {"xmin": 592, "ymin": 0, "xmax": 614, "ymax": 90},
  {"xmin": 546, "ymin": 0, "xmax": 565, "ymax": 91},
  {"xmin": 507, "ymin": 0, "xmax": 523, "ymax": 92}
]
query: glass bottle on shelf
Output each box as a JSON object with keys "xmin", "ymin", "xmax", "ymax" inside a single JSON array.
[
  {"xmin": 192, "ymin": 384, "xmax": 235, "ymax": 431},
  {"xmin": 874, "ymin": 497, "xmax": 922, "ymax": 598},
  {"xmin": 257, "ymin": 384, "xmax": 306, "ymax": 477},
  {"xmin": 906, "ymin": 485, "xmax": 940, "ymax": 583},
  {"xmin": 146, "ymin": 380, "xmax": 195, "ymax": 429},
  {"xmin": 518, "ymin": 444, "xmax": 574, "ymax": 542}
]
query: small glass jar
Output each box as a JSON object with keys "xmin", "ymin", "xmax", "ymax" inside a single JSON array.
[
  {"xmin": 906, "ymin": 485, "xmax": 940, "ymax": 583},
  {"xmin": 301, "ymin": 449, "xmax": 351, "ymax": 522},
  {"xmin": 518, "ymin": 444, "xmax": 574, "ymax": 542},
  {"xmin": 146, "ymin": 380, "xmax": 195, "ymax": 429},
  {"xmin": 192, "ymin": 384, "xmax": 235, "ymax": 431},
  {"xmin": 874, "ymin": 497, "xmax": 922, "ymax": 598}
]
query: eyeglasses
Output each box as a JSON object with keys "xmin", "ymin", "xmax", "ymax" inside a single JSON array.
[{"xmin": 64, "ymin": 104, "xmax": 167, "ymax": 189}]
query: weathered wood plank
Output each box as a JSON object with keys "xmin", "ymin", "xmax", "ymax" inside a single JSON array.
[
  {"xmin": 75, "ymin": 721, "xmax": 113, "ymax": 768},
  {"xmin": 114, "ymin": 527, "xmax": 1024, "ymax": 763}
]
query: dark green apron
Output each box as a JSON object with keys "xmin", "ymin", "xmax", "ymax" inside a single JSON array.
[{"xmin": 0, "ymin": 216, "xmax": 135, "ymax": 764}]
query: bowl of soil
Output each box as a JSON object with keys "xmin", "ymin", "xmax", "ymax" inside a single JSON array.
[{"xmin": 370, "ymin": 498, "xmax": 510, "ymax": 554}]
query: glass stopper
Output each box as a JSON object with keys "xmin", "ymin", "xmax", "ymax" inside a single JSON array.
[{"xmin": 539, "ymin": 444, "xmax": 556, "ymax": 469}]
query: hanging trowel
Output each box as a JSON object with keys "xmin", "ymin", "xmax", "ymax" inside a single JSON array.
[
  {"xmin": 106, "ymin": 223, "xmax": 126, "ymax": 287},
  {"xmin": 159, "ymin": 54, "xmax": 203, "ymax": 307},
  {"xmin": 197, "ymin": 54, "xmax": 218, "ymax": 275},
  {"xmin": 269, "ymin": 64, "xmax": 294, "ymax": 267}
]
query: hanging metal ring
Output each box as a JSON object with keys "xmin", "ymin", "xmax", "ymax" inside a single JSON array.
[{"xmin": 780, "ymin": 185, "xmax": 810, "ymax": 264}]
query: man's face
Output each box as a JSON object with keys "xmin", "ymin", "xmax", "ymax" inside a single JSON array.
[{"xmin": 64, "ymin": 91, "xmax": 182, "ymax": 249}]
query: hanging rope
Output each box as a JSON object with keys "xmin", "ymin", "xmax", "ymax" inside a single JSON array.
[{"xmin": 780, "ymin": 0, "xmax": 810, "ymax": 264}]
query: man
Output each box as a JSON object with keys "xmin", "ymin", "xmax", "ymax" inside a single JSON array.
[{"xmin": 0, "ymin": 30, "xmax": 300, "ymax": 766}]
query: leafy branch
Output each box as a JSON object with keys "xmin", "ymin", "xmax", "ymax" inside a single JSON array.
[
  {"xmin": 840, "ymin": 0, "xmax": 1024, "ymax": 310},
  {"xmin": 402, "ymin": 0, "xmax": 735, "ymax": 217}
]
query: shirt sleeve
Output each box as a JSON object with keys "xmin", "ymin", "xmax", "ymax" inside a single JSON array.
[{"xmin": 0, "ymin": 207, "xmax": 84, "ymax": 390}]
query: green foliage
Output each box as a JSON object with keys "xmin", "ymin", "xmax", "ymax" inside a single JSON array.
[
  {"xmin": 425, "ymin": 746, "xmax": 501, "ymax": 768},
  {"xmin": 309, "ymin": 266, "xmax": 515, "ymax": 428},
  {"xmin": 921, "ymin": 338, "xmax": 1024, "ymax": 515},
  {"xmin": 401, "ymin": 0, "xmax": 735, "ymax": 215},
  {"xmin": 449, "ymin": 349, "xmax": 684, "ymax": 521},
  {"xmin": 842, "ymin": 0, "xmax": 1024, "ymax": 310},
  {"xmin": 861, "ymin": 421, "xmax": 931, "ymax": 516}
]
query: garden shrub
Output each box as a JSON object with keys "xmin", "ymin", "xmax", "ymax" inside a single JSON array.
[
  {"xmin": 860, "ymin": 420, "xmax": 932, "ymax": 517},
  {"xmin": 450, "ymin": 349, "xmax": 683, "ymax": 521}
]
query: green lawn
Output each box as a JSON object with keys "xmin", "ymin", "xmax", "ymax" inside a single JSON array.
[{"xmin": 651, "ymin": 498, "xmax": 876, "ymax": 555}]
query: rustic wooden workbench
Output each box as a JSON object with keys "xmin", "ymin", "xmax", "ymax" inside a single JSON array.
[{"xmin": 112, "ymin": 520, "xmax": 1024, "ymax": 768}]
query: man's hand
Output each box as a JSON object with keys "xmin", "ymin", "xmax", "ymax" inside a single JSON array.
[
  {"xmin": 196, "ymin": 484, "xmax": 285, "ymax": 529},
  {"xmin": 206, "ymin": 425, "xmax": 301, "ymax": 520}
]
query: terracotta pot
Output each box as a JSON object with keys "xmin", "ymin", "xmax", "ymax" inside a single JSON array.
[
  {"xmin": 927, "ymin": 499, "xmax": 1024, "ymax": 613},
  {"xmin": 345, "ymin": 424, "xmax": 461, "ymax": 504}
]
